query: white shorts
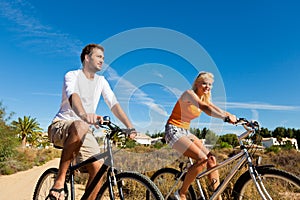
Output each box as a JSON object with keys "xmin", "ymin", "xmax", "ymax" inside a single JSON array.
[
  {"xmin": 164, "ymin": 123, "xmax": 194, "ymax": 147},
  {"xmin": 48, "ymin": 120, "xmax": 100, "ymax": 163}
]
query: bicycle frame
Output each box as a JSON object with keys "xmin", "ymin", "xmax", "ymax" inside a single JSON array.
[
  {"xmin": 34, "ymin": 117, "xmax": 164, "ymax": 200},
  {"xmin": 184, "ymin": 121, "xmax": 272, "ymax": 200},
  {"xmin": 66, "ymin": 128, "xmax": 118, "ymax": 200}
]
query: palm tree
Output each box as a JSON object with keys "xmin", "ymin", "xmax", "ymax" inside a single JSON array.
[{"xmin": 12, "ymin": 116, "xmax": 43, "ymax": 148}]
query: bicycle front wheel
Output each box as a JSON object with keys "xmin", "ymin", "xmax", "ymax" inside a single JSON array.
[
  {"xmin": 33, "ymin": 168, "xmax": 68, "ymax": 200},
  {"xmin": 233, "ymin": 167, "xmax": 300, "ymax": 200},
  {"xmin": 96, "ymin": 171, "xmax": 163, "ymax": 200},
  {"xmin": 150, "ymin": 167, "xmax": 196, "ymax": 200}
]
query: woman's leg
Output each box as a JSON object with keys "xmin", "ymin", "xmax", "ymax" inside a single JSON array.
[
  {"xmin": 173, "ymin": 136, "xmax": 208, "ymax": 200},
  {"xmin": 190, "ymin": 135, "xmax": 222, "ymax": 200},
  {"xmin": 207, "ymin": 154, "xmax": 220, "ymax": 187}
]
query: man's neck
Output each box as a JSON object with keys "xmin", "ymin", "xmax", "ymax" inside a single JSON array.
[{"xmin": 82, "ymin": 68, "xmax": 95, "ymax": 80}]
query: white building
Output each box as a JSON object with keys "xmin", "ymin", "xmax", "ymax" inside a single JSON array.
[
  {"xmin": 262, "ymin": 137, "xmax": 298, "ymax": 150},
  {"xmin": 134, "ymin": 133, "xmax": 152, "ymax": 146}
]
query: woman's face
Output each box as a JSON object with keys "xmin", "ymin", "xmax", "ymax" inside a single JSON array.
[{"xmin": 197, "ymin": 77, "xmax": 213, "ymax": 95}]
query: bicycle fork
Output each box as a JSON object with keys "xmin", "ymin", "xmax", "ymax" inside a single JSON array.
[
  {"xmin": 248, "ymin": 164, "xmax": 272, "ymax": 200},
  {"xmin": 107, "ymin": 168, "xmax": 126, "ymax": 200}
]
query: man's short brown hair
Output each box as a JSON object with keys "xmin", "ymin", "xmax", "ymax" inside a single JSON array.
[{"xmin": 80, "ymin": 44, "xmax": 104, "ymax": 63}]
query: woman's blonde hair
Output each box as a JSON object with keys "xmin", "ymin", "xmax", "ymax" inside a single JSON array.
[{"xmin": 192, "ymin": 72, "xmax": 214, "ymax": 103}]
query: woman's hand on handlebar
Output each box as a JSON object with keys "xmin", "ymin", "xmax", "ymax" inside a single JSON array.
[
  {"xmin": 235, "ymin": 118, "xmax": 260, "ymax": 129},
  {"xmin": 224, "ymin": 113, "xmax": 237, "ymax": 124}
]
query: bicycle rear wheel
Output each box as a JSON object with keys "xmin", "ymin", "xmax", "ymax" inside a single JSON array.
[
  {"xmin": 233, "ymin": 167, "xmax": 300, "ymax": 200},
  {"xmin": 149, "ymin": 167, "xmax": 196, "ymax": 200},
  {"xmin": 33, "ymin": 168, "xmax": 68, "ymax": 200},
  {"xmin": 96, "ymin": 171, "xmax": 163, "ymax": 200}
]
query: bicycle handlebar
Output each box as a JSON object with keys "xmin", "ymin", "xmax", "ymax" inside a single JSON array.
[
  {"xmin": 235, "ymin": 118, "xmax": 260, "ymax": 141},
  {"xmin": 235, "ymin": 118, "xmax": 260, "ymax": 130},
  {"xmin": 96, "ymin": 116, "xmax": 136, "ymax": 139}
]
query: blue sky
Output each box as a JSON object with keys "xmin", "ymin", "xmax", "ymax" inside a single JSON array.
[{"xmin": 0, "ymin": 0, "xmax": 300, "ymax": 135}]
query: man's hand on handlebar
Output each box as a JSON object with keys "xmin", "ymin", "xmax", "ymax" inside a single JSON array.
[
  {"xmin": 94, "ymin": 115, "xmax": 138, "ymax": 139},
  {"xmin": 80, "ymin": 113, "xmax": 102, "ymax": 126},
  {"xmin": 128, "ymin": 128, "xmax": 137, "ymax": 139},
  {"xmin": 122, "ymin": 128, "xmax": 137, "ymax": 139}
]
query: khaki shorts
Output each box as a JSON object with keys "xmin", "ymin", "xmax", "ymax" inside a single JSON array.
[{"xmin": 48, "ymin": 120, "xmax": 100, "ymax": 163}]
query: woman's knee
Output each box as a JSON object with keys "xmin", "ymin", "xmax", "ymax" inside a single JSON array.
[{"xmin": 207, "ymin": 153, "xmax": 217, "ymax": 168}]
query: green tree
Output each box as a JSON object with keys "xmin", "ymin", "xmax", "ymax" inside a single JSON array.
[
  {"xmin": 295, "ymin": 129, "xmax": 300, "ymax": 148},
  {"xmin": 218, "ymin": 134, "xmax": 239, "ymax": 147},
  {"xmin": 258, "ymin": 127, "xmax": 271, "ymax": 138},
  {"xmin": 204, "ymin": 129, "xmax": 219, "ymax": 145},
  {"xmin": 12, "ymin": 116, "xmax": 43, "ymax": 148},
  {"xmin": 201, "ymin": 127, "xmax": 209, "ymax": 139},
  {"xmin": 27, "ymin": 131, "xmax": 50, "ymax": 148},
  {"xmin": 190, "ymin": 127, "xmax": 202, "ymax": 138},
  {"xmin": 272, "ymin": 127, "xmax": 286, "ymax": 139},
  {"xmin": 0, "ymin": 102, "xmax": 18, "ymax": 161},
  {"xmin": 0, "ymin": 101, "xmax": 15, "ymax": 126},
  {"xmin": 286, "ymin": 128, "xmax": 294, "ymax": 138}
]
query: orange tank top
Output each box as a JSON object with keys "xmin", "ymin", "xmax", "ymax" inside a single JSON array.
[{"xmin": 167, "ymin": 100, "xmax": 202, "ymax": 129}]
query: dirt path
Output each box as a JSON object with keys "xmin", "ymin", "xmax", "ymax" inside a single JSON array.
[{"xmin": 0, "ymin": 158, "xmax": 60, "ymax": 200}]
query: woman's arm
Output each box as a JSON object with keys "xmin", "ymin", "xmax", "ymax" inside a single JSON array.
[
  {"xmin": 209, "ymin": 102, "xmax": 227, "ymax": 115},
  {"xmin": 209, "ymin": 102, "xmax": 236, "ymax": 122},
  {"xmin": 182, "ymin": 90, "xmax": 236, "ymax": 123}
]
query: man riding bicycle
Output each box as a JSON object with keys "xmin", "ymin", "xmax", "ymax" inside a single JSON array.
[{"xmin": 47, "ymin": 44, "xmax": 136, "ymax": 200}]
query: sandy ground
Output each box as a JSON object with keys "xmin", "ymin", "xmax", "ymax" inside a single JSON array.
[{"xmin": 0, "ymin": 158, "xmax": 60, "ymax": 200}]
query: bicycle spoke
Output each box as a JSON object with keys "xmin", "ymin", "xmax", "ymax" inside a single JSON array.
[
  {"xmin": 97, "ymin": 172, "xmax": 163, "ymax": 200},
  {"xmin": 233, "ymin": 168, "xmax": 300, "ymax": 200}
]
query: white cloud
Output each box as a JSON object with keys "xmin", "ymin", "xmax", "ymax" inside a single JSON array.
[
  {"xmin": 106, "ymin": 67, "xmax": 168, "ymax": 116},
  {"xmin": 153, "ymin": 70, "xmax": 164, "ymax": 78},
  {"xmin": 164, "ymin": 87, "xmax": 183, "ymax": 97},
  {"xmin": 32, "ymin": 92, "xmax": 61, "ymax": 97},
  {"xmin": 221, "ymin": 102, "xmax": 300, "ymax": 111},
  {"xmin": 0, "ymin": 0, "xmax": 82, "ymax": 55}
]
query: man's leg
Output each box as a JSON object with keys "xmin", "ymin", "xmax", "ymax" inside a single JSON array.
[
  {"xmin": 76, "ymin": 132, "xmax": 102, "ymax": 200},
  {"xmin": 85, "ymin": 160, "xmax": 103, "ymax": 200},
  {"xmin": 49, "ymin": 120, "xmax": 89, "ymax": 200}
]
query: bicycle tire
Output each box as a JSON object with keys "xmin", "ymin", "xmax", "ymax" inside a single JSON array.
[
  {"xmin": 96, "ymin": 171, "xmax": 163, "ymax": 200},
  {"xmin": 33, "ymin": 168, "xmax": 69, "ymax": 200},
  {"xmin": 232, "ymin": 167, "xmax": 300, "ymax": 200},
  {"xmin": 149, "ymin": 167, "xmax": 196, "ymax": 200}
]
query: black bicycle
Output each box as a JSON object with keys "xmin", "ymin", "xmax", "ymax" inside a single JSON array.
[
  {"xmin": 149, "ymin": 118, "xmax": 300, "ymax": 200},
  {"xmin": 33, "ymin": 116, "xmax": 163, "ymax": 200}
]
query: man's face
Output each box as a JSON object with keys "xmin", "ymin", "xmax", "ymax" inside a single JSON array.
[{"xmin": 86, "ymin": 48, "xmax": 104, "ymax": 72}]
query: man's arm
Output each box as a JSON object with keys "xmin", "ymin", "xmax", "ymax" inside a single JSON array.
[
  {"xmin": 111, "ymin": 104, "xmax": 136, "ymax": 139},
  {"xmin": 69, "ymin": 93, "xmax": 86, "ymax": 118},
  {"xmin": 69, "ymin": 93, "xmax": 98, "ymax": 124},
  {"xmin": 111, "ymin": 103, "xmax": 133, "ymax": 129}
]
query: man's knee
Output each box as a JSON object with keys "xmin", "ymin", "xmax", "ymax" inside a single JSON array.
[{"xmin": 69, "ymin": 121, "xmax": 90, "ymax": 139}]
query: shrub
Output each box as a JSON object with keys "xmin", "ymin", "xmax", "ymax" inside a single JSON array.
[
  {"xmin": 218, "ymin": 142, "xmax": 233, "ymax": 149},
  {"xmin": 0, "ymin": 147, "xmax": 60, "ymax": 175},
  {"xmin": 265, "ymin": 145, "xmax": 280, "ymax": 153},
  {"xmin": 124, "ymin": 139, "xmax": 137, "ymax": 148},
  {"xmin": 153, "ymin": 141, "xmax": 165, "ymax": 149}
]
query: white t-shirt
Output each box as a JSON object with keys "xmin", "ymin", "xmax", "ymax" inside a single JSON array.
[{"xmin": 54, "ymin": 69, "xmax": 118, "ymax": 121}]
